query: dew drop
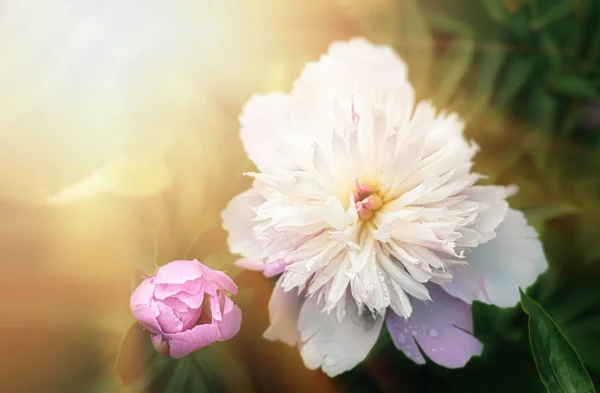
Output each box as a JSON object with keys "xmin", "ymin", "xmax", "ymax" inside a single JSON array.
[
  {"xmin": 412, "ymin": 331, "xmax": 418, "ymax": 336},
  {"xmin": 432, "ymin": 348, "xmax": 437, "ymax": 352},
  {"xmin": 440, "ymin": 348, "xmax": 444, "ymax": 351},
  {"xmin": 427, "ymin": 328, "xmax": 439, "ymax": 338},
  {"xmin": 324, "ymin": 356, "xmax": 337, "ymax": 367},
  {"xmin": 398, "ymin": 333, "xmax": 406, "ymax": 344},
  {"xmin": 403, "ymin": 328, "xmax": 409, "ymax": 333}
]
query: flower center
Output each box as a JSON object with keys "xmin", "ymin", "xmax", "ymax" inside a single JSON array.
[{"xmin": 354, "ymin": 180, "xmax": 383, "ymax": 220}]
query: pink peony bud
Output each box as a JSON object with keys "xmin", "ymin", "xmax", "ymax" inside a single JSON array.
[{"xmin": 130, "ymin": 259, "xmax": 242, "ymax": 358}]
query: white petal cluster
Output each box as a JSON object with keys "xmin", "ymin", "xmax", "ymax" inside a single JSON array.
[
  {"xmin": 227, "ymin": 38, "xmax": 509, "ymax": 318},
  {"xmin": 223, "ymin": 38, "xmax": 547, "ymax": 377}
]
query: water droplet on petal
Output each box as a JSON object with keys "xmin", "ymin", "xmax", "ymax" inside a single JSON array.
[
  {"xmin": 403, "ymin": 328, "xmax": 409, "ymax": 333},
  {"xmin": 427, "ymin": 328, "xmax": 439, "ymax": 338},
  {"xmin": 412, "ymin": 331, "xmax": 418, "ymax": 336},
  {"xmin": 398, "ymin": 333, "xmax": 406, "ymax": 344},
  {"xmin": 432, "ymin": 348, "xmax": 437, "ymax": 352},
  {"xmin": 324, "ymin": 355, "xmax": 337, "ymax": 367},
  {"xmin": 440, "ymin": 348, "xmax": 444, "ymax": 351}
]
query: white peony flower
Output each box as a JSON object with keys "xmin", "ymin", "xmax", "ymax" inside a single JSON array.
[{"xmin": 222, "ymin": 38, "xmax": 547, "ymax": 377}]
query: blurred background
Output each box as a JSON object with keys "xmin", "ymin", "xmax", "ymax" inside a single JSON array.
[{"xmin": 1, "ymin": 0, "xmax": 599, "ymax": 392}]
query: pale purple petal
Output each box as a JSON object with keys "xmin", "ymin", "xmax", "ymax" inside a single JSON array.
[
  {"xmin": 154, "ymin": 260, "xmax": 203, "ymax": 284},
  {"xmin": 442, "ymin": 208, "xmax": 548, "ymax": 307},
  {"xmin": 164, "ymin": 324, "xmax": 222, "ymax": 359},
  {"xmin": 387, "ymin": 285, "xmax": 482, "ymax": 368},
  {"xmin": 264, "ymin": 276, "xmax": 302, "ymax": 346}
]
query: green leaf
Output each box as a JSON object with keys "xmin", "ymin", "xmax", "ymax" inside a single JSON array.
[
  {"xmin": 551, "ymin": 75, "xmax": 599, "ymax": 98},
  {"xmin": 481, "ymin": 0, "xmax": 510, "ymax": 25},
  {"xmin": 536, "ymin": 274, "xmax": 600, "ymax": 371},
  {"xmin": 495, "ymin": 57, "xmax": 535, "ymax": 107},
  {"xmin": 502, "ymin": 0, "xmax": 526, "ymax": 13},
  {"xmin": 520, "ymin": 290, "xmax": 597, "ymax": 393},
  {"xmin": 432, "ymin": 34, "xmax": 476, "ymax": 107},
  {"xmin": 464, "ymin": 43, "xmax": 507, "ymax": 119},
  {"xmin": 530, "ymin": 0, "xmax": 573, "ymax": 31},
  {"xmin": 540, "ymin": 33, "xmax": 562, "ymax": 71}
]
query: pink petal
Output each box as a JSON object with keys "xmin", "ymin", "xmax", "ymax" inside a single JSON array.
[
  {"xmin": 160, "ymin": 296, "xmax": 193, "ymax": 313},
  {"xmin": 131, "ymin": 299, "xmax": 161, "ymax": 335},
  {"xmin": 196, "ymin": 260, "xmax": 238, "ymax": 294},
  {"xmin": 387, "ymin": 285, "xmax": 483, "ymax": 368},
  {"xmin": 173, "ymin": 287, "xmax": 206, "ymax": 309},
  {"xmin": 210, "ymin": 293, "xmax": 222, "ymax": 321},
  {"xmin": 130, "ymin": 277, "xmax": 156, "ymax": 308},
  {"xmin": 153, "ymin": 278, "xmax": 203, "ymax": 300},
  {"xmin": 154, "ymin": 260, "xmax": 203, "ymax": 284},
  {"xmin": 174, "ymin": 306, "xmax": 203, "ymax": 332},
  {"xmin": 164, "ymin": 324, "xmax": 221, "ymax": 359},
  {"xmin": 217, "ymin": 304, "xmax": 242, "ymax": 341},
  {"xmin": 130, "ymin": 278, "xmax": 161, "ymax": 334},
  {"xmin": 155, "ymin": 301, "xmax": 184, "ymax": 334}
]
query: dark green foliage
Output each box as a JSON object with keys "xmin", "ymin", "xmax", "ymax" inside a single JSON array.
[{"xmin": 521, "ymin": 290, "xmax": 596, "ymax": 393}]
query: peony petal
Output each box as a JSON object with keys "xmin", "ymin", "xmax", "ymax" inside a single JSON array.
[
  {"xmin": 387, "ymin": 285, "xmax": 483, "ymax": 368},
  {"xmin": 153, "ymin": 278, "xmax": 203, "ymax": 300},
  {"xmin": 461, "ymin": 185, "xmax": 510, "ymax": 244},
  {"xmin": 175, "ymin": 306, "xmax": 203, "ymax": 332},
  {"xmin": 264, "ymin": 276, "xmax": 303, "ymax": 346},
  {"xmin": 164, "ymin": 324, "xmax": 222, "ymax": 359},
  {"xmin": 155, "ymin": 301, "xmax": 184, "ymax": 334},
  {"xmin": 210, "ymin": 292, "xmax": 222, "ymax": 321},
  {"xmin": 196, "ymin": 260, "xmax": 238, "ymax": 294},
  {"xmin": 292, "ymin": 38, "xmax": 410, "ymax": 113},
  {"xmin": 130, "ymin": 277, "xmax": 156, "ymax": 308},
  {"xmin": 217, "ymin": 304, "xmax": 243, "ymax": 341},
  {"xmin": 443, "ymin": 208, "xmax": 548, "ymax": 307},
  {"xmin": 222, "ymin": 189, "xmax": 265, "ymax": 261},
  {"xmin": 239, "ymin": 93, "xmax": 296, "ymax": 171},
  {"xmin": 130, "ymin": 278, "xmax": 161, "ymax": 334},
  {"xmin": 154, "ymin": 260, "xmax": 203, "ymax": 284},
  {"xmin": 297, "ymin": 294, "xmax": 383, "ymax": 377}
]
